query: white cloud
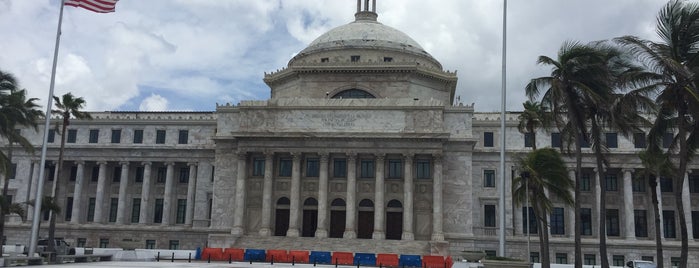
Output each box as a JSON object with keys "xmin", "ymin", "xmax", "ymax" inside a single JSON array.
[{"xmin": 139, "ymin": 94, "xmax": 168, "ymax": 111}]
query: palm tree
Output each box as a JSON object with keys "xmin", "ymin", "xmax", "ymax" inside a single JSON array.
[
  {"xmin": 616, "ymin": 1, "xmax": 699, "ymax": 266},
  {"xmin": 525, "ymin": 41, "xmax": 611, "ymax": 267},
  {"xmin": 513, "ymin": 148, "xmax": 574, "ymax": 268},
  {"xmin": 639, "ymin": 148, "xmax": 675, "ymax": 268},
  {"xmin": 47, "ymin": 93, "xmax": 91, "ymax": 253},
  {"xmin": 517, "ymin": 101, "xmax": 550, "ymax": 150}
]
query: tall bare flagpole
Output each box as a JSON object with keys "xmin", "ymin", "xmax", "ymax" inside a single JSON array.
[
  {"xmin": 498, "ymin": 0, "xmax": 507, "ymax": 257},
  {"xmin": 29, "ymin": 0, "xmax": 66, "ymax": 256}
]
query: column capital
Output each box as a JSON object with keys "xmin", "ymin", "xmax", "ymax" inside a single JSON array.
[
  {"xmin": 319, "ymin": 153, "xmax": 329, "ymax": 163},
  {"xmin": 622, "ymin": 168, "xmax": 635, "ymax": 174},
  {"xmin": 236, "ymin": 151, "xmax": 247, "ymax": 159},
  {"xmin": 97, "ymin": 161, "xmax": 108, "ymax": 165},
  {"xmin": 375, "ymin": 153, "xmax": 385, "ymax": 161},
  {"xmin": 264, "ymin": 151, "xmax": 275, "ymax": 159},
  {"xmin": 187, "ymin": 162, "xmax": 198, "ymax": 167},
  {"xmin": 403, "ymin": 153, "xmax": 414, "ymax": 161},
  {"xmin": 74, "ymin": 160, "xmax": 85, "ymax": 165},
  {"xmin": 432, "ymin": 153, "xmax": 443, "ymax": 163},
  {"xmin": 165, "ymin": 161, "xmax": 176, "ymax": 166},
  {"xmin": 119, "ymin": 161, "xmax": 130, "ymax": 166},
  {"xmin": 141, "ymin": 161, "xmax": 152, "ymax": 166},
  {"xmin": 291, "ymin": 152, "xmax": 302, "ymax": 160},
  {"xmin": 346, "ymin": 151, "xmax": 357, "ymax": 161}
]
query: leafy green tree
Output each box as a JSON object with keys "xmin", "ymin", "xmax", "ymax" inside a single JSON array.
[
  {"xmin": 513, "ymin": 148, "xmax": 574, "ymax": 268},
  {"xmin": 616, "ymin": 1, "xmax": 699, "ymax": 266},
  {"xmin": 517, "ymin": 101, "xmax": 550, "ymax": 150},
  {"xmin": 47, "ymin": 93, "xmax": 91, "ymax": 253}
]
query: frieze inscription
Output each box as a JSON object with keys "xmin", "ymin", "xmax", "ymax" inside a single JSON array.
[{"xmin": 309, "ymin": 113, "xmax": 372, "ymax": 128}]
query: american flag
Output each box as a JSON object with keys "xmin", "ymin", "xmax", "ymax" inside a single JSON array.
[{"xmin": 64, "ymin": 0, "xmax": 119, "ymax": 13}]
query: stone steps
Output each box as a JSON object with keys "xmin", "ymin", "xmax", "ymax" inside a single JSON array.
[{"xmin": 232, "ymin": 235, "xmax": 433, "ymax": 255}]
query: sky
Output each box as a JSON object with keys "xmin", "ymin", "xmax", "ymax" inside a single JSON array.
[{"xmin": 0, "ymin": 0, "xmax": 669, "ymax": 112}]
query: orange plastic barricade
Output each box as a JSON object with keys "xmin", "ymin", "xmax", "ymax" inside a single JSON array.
[
  {"xmin": 289, "ymin": 250, "xmax": 310, "ymax": 263},
  {"xmin": 223, "ymin": 248, "xmax": 244, "ymax": 262},
  {"xmin": 201, "ymin": 248, "xmax": 224, "ymax": 261},
  {"xmin": 377, "ymin": 253, "xmax": 399, "ymax": 267},
  {"xmin": 332, "ymin": 251, "xmax": 354, "ymax": 265},
  {"xmin": 266, "ymin": 249, "xmax": 289, "ymax": 263},
  {"xmin": 422, "ymin": 255, "xmax": 446, "ymax": 268}
]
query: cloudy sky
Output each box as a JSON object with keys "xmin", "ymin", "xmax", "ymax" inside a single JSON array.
[{"xmin": 0, "ymin": 0, "xmax": 668, "ymax": 112}]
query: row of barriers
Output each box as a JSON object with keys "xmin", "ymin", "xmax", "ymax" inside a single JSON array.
[{"xmin": 200, "ymin": 248, "xmax": 454, "ymax": 267}]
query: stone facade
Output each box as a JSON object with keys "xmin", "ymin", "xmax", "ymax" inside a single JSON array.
[{"xmin": 1, "ymin": 2, "xmax": 698, "ymax": 267}]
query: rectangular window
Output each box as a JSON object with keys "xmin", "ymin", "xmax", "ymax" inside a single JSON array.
[
  {"xmin": 530, "ymin": 252, "xmax": 540, "ymax": 263},
  {"xmin": 87, "ymin": 197, "xmax": 96, "ymax": 222},
  {"xmin": 360, "ymin": 159, "xmax": 374, "ymax": 178},
  {"xmin": 635, "ymin": 210, "xmax": 648, "ymax": 238},
  {"xmin": 169, "ymin": 240, "xmax": 180, "ymax": 250},
  {"xmin": 333, "ymin": 158, "xmax": 346, "ymax": 178},
  {"xmin": 484, "ymin": 170, "xmax": 495, "ymax": 187},
  {"xmin": 156, "ymin": 130, "xmax": 166, "ymax": 144},
  {"xmin": 693, "ymin": 211, "xmax": 699, "ymax": 239},
  {"xmin": 581, "ymin": 208, "xmax": 592, "ymax": 235},
  {"xmin": 252, "ymin": 158, "xmax": 265, "ymax": 177},
  {"xmin": 47, "ymin": 129, "xmax": 55, "ymax": 143},
  {"xmin": 605, "ymin": 174, "xmax": 618, "ymax": 191},
  {"xmin": 663, "ymin": 210, "xmax": 676, "ymax": 238},
  {"xmin": 179, "ymin": 167, "xmax": 189, "ymax": 183},
  {"xmin": 99, "ymin": 239, "xmax": 109, "ymax": 248},
  {"xmin": 483, "ymin": 132, "xmax": 494, "ymax": 147},
  {"xmin": 633, "ymin": 175, "xmax": 646, "ymax": 192},
  {"xmin": 135, "ymin": 166, "xmax": 144, "ymax": 183},
  {"xmin": 8, "ymin": 163, "xmax": 16, "ymax": 180},
  {"xmin": 663, "ymin": 132, "xmax": 673, "ymax": 148},
  {"xmin": 65, "ymin": 197, "xmax": 73, "ymax": 221},
  {"xmin": 154, "ymin": 198, "xmax": 164, "ymax": 223},
  {"xmin": 605, "ymin": 132, "xmax": 618, "ymax": 148},
  {"xmin": 584, "ymin": 254, "xmax": 596, "ymax": 265},
  {"xmin": 522, "ymin": 207, "xmax": 537, "ymax": 234},
  {"xmin": 156, "ymin": 167, "xmax": 166, "ymax": 183},
  {"xmin": 91, "ymin": 165, "xmax": 99, "ymax": 182},
  {"xmin": 112, "ymin": 166, "xmax": 121, "ymax": 182},
  {"xmin": 416, "ymin": 159, "xmax": 431, "ymax": 179},
  {"xmin": 579, "ymin": 136, "xmax": 590, "ymax": 148},
  {"xmin": 641, "ymin": 256, "xmax": 654, "ymax": 262},
  {"xmin": 524, "ymin": 132, "xmax": 533, "ymax": 148},
  {"xmin": 176, "ymin": 199, "xmax": 186, "ymax": 224},
  {"xmin": 580, "ymin": 173, "xmax": 591, "ymax": 191},
  {"xmin": 383, "ymin": 57, "xmax": 393, "ymax": 62},
  {"xmin": 606, "ymin": 209, "xmax": 620, "ymax": 236},
  {"xmin": 671, "ymin": 257, "xmax": 681, "ymax": 268},
  {"xmin": 46, "ymin": 164, "xmax": 55, "ymax": 181},
  {"xmin": 178, "ymin": 130, "xmax": 188, "ymax": 144},
  {"xmin": 551, "ymin": 132, "xmax": 562, "ymax": 148},
  {"xmin": 633, "ymin": 132, "xmax": 646, "ymax": 148},
  {"xmin": 388, "ymin": 159, "xmax": 402, "ymax": 179},
  {"xmin": 351, "ymin": 55, "xmax": 360, "ymax": 62},
  {"xmin": 145, "ymin": 240, "xmax": 156, "ymax": 249},
  {"xmin": 551, "ymin": 207, "xmax": 565, "ymax": 235},
  {"xmin": 88, "ymin": 129, "xmax": 98, "ymax": 143},
  {"xmin": 133, "ymin": 129, "xmax": 143, "ymax": 144},
  {"xmin": 279, "ymin": 158, "xmax": 292, "ymax": 177},
  {"xmin": 69, "ymin": 165, "xmax": 77, "ymax": 182},
  {"xmin": 131, "ymin": 198, "xmax": 140, "ymax": 223},
  {"xmin": 111, "ymin": 129, "xmax": 121, "ymax": 143},
  {"xmin": 321, "ymin": 57, "xmax": 329, "ymax": 63},
  {"xmin": 77, "ymin": 238, "xmax": 86, "ymax": 248},
  {"xmin": 555, "ymin": 253, "xmax": 567, "ymax": 264},
  {"xmin": 612, "ymin": 255, "xmax": 625, "ymax": 267},
  {"xmin": 109, "ymin": 198, "xmax": 118, "ymax": 222},
  {"xmin": 660, "ymin": 177, "xmax": 673, "ymax": 192},
  {"xmin": 67, "ymin": 129, "xmax": 78, "ymax": 143},
  {"xmin": 484, "ymin": 205, "xmax": 496, "ymax": 227},
  {"xmin": 306, "ymin": 158, "xmax": 319, "ymax": 177},
  {"xmin": 484, "ymin": 250, "xmax": 496, "ymax": 257},
  {"xmin": 690, "ymin": 175, "xmax": 699, "ymax": 193}
]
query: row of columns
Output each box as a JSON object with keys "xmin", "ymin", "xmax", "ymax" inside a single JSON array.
[
  {"xmin": 231, "ymin": 152, "xmax": 443, "ymax": 241},
  {"xmin": 28, "ymin": 160, "xmax": 198, "ymax": 226}
]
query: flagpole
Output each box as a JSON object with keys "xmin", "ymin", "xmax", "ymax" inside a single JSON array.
[
  {"xmin": 498, "ymin": 0, "xmax": 507, "ymax": 257},
  {"xmin": 29, "ymin": 0, "xmax": 66, "ymax": 257}
]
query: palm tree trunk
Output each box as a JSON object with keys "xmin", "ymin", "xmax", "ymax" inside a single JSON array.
[
  {"xmin": 574, "ymin": 136, "xmax": 582, "ymax": 268},
  {"xmin": 676, "ymin": 112, "xmax": 689, "ymax": 268},
  {"xmin": 594, "ymin": 148, "xmax": 609, "ymax": 268},
  {"xmin": 532, "ymin": 131, "xmax": 537, "ymax": 151},
  {"xmin": 649, "ymin": 174, "xmax": 663, "ymax": 268},
  {"xmin": 534, "ymin": 204, "xmax": 550, "ymax": 268},
  {"xmin": 48, "ymin": 120, "xmax": 68, "ymax": 254},
  {"xmin": 0, "ymin": 137, "xmax": 14, "ymax": 255}
]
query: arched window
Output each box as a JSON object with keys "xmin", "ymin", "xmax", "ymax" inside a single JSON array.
[
  {"xmin": 277, "ymin": 197, "xmax": 290, "ymax": 205},
  {"xmin": 304, "ymin": 198, "xmax": 318, "ymax": 206},
  {"xmin": 331, "ymin": 198, "xmax": 346, "ymax": 207},
  {"xmin": 332, "ymin": 89, "xmax": 375, "ymax": 99},
  {"xmin": 387, "ymin": 200, "xmax": 402, "ymax": 208},
  {"xmin": 359, "ymin": 199, "xmax": 374, "ymax": 207}
]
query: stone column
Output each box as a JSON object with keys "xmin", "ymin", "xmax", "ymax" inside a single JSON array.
[
  {"xmin": 682, "ymin": 172, "xmax": 693, "ymax": 240},
  {"xmin": 185, "ymin": 162, "xmax": 198, "ymax": 225},
  {"xmin": 316, "ymin": 153, "xmax": 330, "ymax": 238},
  {"xmin": 231, "ymin": 152, "xmax": 247, "ymax": 236},
  {"xmin": 116, "ymin": 161, "xmax": 130, "ymax": 224},
  {"xmin": 287, "ymin": 153, "xmax": 302, "ymax": 237},
  {"xmin": 622, "ymin": 169, "xmax": 635, "ymax": 239},
  {"xmin": 402, "ymin": 154, "xmax": 414, "ymax": 240},
  {"xmin": 139, "ymin": 162, "xmax": 152, "ymax": 224},
  {"xmin": 259, "ymin": 152, "xmax": 275, "ymax": 236},
  {"xmin": 70, "ymin": 161, "xmax": 85, "ymax": 224},
  {"xmin": 373, "ymin": 153, "xmax": 386, "ymax": 240},
  {"xmin": 568, "ymin": 169, "xmax": 576, "ymax": 238},
  {"xmin": 94, "ymin": 161, "xmax": 107, "ymax": 224},
  {"xmin": 162, "ymin": 162, "xmax": 175, "ymax": 226},
  {"xmin": 344, "ymin": 153, "xmax": 357, "ymax": 238},
  {"xmin": 431, "ymin": 154, "xmax": 444, "ymax": 241}
]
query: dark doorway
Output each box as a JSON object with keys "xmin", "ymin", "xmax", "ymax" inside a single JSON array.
[
  {"xmin": 385, "ymin": 200, "xmax": 403, "ymax": 240},
  {"xmin": 274, "ymin": 197, "xmax": 290, "ymax": 236},
  {"xmin": 357, "ymin": 199, "xmax": 374, "ymax": 239},
  {"xmin": 302, "ymin": 198, "xmax": 318, "ymax": 237},
  {"xmin": 330, "ymin": 198, "xmax": 346, "ymax": 238}
]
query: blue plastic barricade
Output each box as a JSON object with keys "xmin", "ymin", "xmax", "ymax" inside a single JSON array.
[
  {"xmin": 310, "ymin": 251, "xmax": 332, "ymax": 264},
  {"xmin": 353, "ymin": 253, "xmax": 376, "ymax": 266},
  {"xmin": 244, "ymin": 249, "xmax": 266, "ymax": 262},
  {"xmin": 399, "ymin": 254, "xmax": 422, "ymax": 267}
]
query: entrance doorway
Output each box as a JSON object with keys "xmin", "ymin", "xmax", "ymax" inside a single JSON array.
[
  {"xmin": 302, "ymin": 198, "xmax": 318, "ymax": 237},
  {"xmin": 329, "ymin": 198, "xmax": 346, "ymax": 238},
  {"xmin": 385, "ymin": 199, "xmax": 403, "ymax": 240},
  {"xmin": 274, "ymin": 197, "xmax": 290, "ymax": 236},
  {"xmin": 357, "ymin": 199, "xmax": 374, "ymax": 239}
]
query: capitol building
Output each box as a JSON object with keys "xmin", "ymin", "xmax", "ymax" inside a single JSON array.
[{"xmin": 3, "ymin": 1, "xmax": 698, "ymax": 267}]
